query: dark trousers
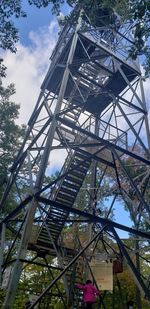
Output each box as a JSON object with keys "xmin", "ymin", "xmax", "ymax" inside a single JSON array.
[{"xmin": 84, "ymin": 302, "xmax": 94, "ymax": 309}]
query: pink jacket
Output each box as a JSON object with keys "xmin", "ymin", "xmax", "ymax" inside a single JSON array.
[{"xmin": 75, "ymin": 283, "xmax": 100, "ymax": 303}]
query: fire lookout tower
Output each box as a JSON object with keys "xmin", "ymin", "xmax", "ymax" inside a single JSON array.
[{"xmin": 1, "ymin": 4, "xmax": 150, "ymax": 308}]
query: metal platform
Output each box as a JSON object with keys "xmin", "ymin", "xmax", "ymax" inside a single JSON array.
[{"xmin": 42, "ymin": 32, "xmax": 139, "ymax": 115}]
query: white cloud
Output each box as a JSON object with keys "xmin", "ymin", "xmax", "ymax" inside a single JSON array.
[
  {"xmin": 1, "ymin": 20, "xmax": 68, "ymax": 172},
  {"xmin": 1, "ymin": 20, "xmax": 58, "ymax": 125}
]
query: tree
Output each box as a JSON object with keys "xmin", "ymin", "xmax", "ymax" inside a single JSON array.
[
  {"xmin": 0, "ymin": 255, "xmax": 65, "ymax": 308},
  {"xmin": 0, "ymin": 59, "xmax": 25, "ymax": 216},
  {"xmin": 0, "ymin": 1, "xmax": 26, "ymax": 52}
]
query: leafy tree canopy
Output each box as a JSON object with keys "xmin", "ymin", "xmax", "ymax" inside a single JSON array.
[
  {"xmin": 0, "ymin": 1, "xmax": 26, "ymax": 52},
  {"xmin": 0, "ymin": 60, "xmax": 25, "ymax": 215}
]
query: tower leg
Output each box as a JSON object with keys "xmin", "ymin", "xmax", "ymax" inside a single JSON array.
[{"xmin": 3, "ymin": 10, "xmax": 83, "ymax": 308}]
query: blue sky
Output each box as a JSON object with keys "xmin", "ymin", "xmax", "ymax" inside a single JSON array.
[
  {"xmin": 2, "ymin": 1, "xmax": 73, "ymax": 126},
  {"xmin": 2, "ymin": 3, "xmax": 60, "ymax": 122},
  {"xmin": 14, "ymin": 1, "xmax": 70, "ymax": 45},
  {"xmin": 15, "ymin": 2, "xmax": 52, "ymax": 45}
]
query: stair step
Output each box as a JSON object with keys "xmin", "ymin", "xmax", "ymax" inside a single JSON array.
[
  {"xmin": 70, "ymin": 163, "xmax": 88, "ymax": 173},
  {"xmin": 58, "ymin": 187, "xmax": 77, "ymax": 196},
  {"xmin": 62, "ymin": 180, "xmax": 81, "ymax": 187},
  {"xmin": 46, "ymin": 210, "xmax": 67, "ymax": 217},
  {"xmin": 46, "ymin": 218, "xmax": 65, "ymax": 224},
  {"xmin": 63, "ymin": 115, "xmax": 75, "ymax": 123},
  {"xmin": 65, "ymin": 175, "xmax": 83, "ymax": 185},
  {"xmin": 69, "ymin": 170, "xmax": 86, "ymax": 178},
  {"xmin": 74, "ymin": 153, "xmax": 91, "ymax": 161},
  {"xmin": 56, "ymin": 192, "xmax": 75, "ymax": 201},
  {"xmin": 71, "ymin": 159, "xmax": 90, "ymax": 172},
  {"xmin": 55, "ymin": 196, "xmax": 73, "ymax": 206},
  {"xmin": 39, "ymin": 225, "xmax": 62, "ymax": 234},
  {"xmin": 36, "ymin": 148, "xmax": 91, "ymax": 244}
]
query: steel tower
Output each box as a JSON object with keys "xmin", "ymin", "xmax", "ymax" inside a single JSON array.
[{"xmin": 1, "ymin": 5, "xmax": 150, "ymax": 308}]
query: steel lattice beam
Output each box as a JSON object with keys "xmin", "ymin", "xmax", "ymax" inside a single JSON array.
[{"xmin": 1, "ymin": 5, "xmax": 150, "ymax": 308}]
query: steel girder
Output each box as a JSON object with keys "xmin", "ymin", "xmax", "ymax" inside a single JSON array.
[{"xmin": 1, "ymin": 6, "xmax": 150, "ymax": 308}]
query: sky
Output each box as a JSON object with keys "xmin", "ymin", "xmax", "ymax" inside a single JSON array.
[
  {"xmin": 1, "ymin": 1, "xmax": 148, "ymax": 237},
  {"xmin": 1, "ymin": 1, "xmax": 70, "ymax": 125},
  {"xmin": 1, "ymin": 2, "xmax": 72, "ymax": 172}
]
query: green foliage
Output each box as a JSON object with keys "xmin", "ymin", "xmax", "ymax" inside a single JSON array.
[
  {"xmin": 0, "ymin": 0, "xmax": 26, "ymax": 52},
  {"xmin": 0, "ymin": 62, "xmax": 24, "ymax": 183},
  {"xmin": 29, "ymin": 0, "xmax": 64, "ymax": 13},
  {"xmin": 0, "ymin": 60, "xmax": 25, "ymax": 216},
  {"xmin": 0, "ymin": 59, "xmax": 6, "ymax": 78},
  {"xmin": 13, "ymin": 258, "xmax": 65, "ymax": 308},
  {"xmin": 127, "ymin": 0, "xmax": 150, "ymax": 74},
  {"xmin": 0, "ymin": 289, "xmax": 5, "ymax": 308}
]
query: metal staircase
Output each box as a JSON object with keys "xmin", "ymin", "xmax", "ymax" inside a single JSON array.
[
  {"xmin": 34, "ymin": 27, "xmax": 135, "ymax": 253},
  {"xmin": 36, "ymin": 150, "xmax": 91, "ymax": 247},
  {"xmin": 66, "ymin": 255, "xmax": 84, "ymax": 309}
]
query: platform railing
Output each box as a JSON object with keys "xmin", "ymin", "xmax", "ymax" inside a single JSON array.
[{"xmin": 81, "ymin": 113, "xmax": 128, "ymax": 149}]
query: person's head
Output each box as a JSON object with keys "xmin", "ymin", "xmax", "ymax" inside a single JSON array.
[{"xmin": 86, "ymin": 279, "xmax": 92, "ymax": 284}]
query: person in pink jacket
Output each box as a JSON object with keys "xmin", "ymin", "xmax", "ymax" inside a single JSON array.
[{"xmin": 75, "ymin": 279, "xmax": 100, "ymax": 308}]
